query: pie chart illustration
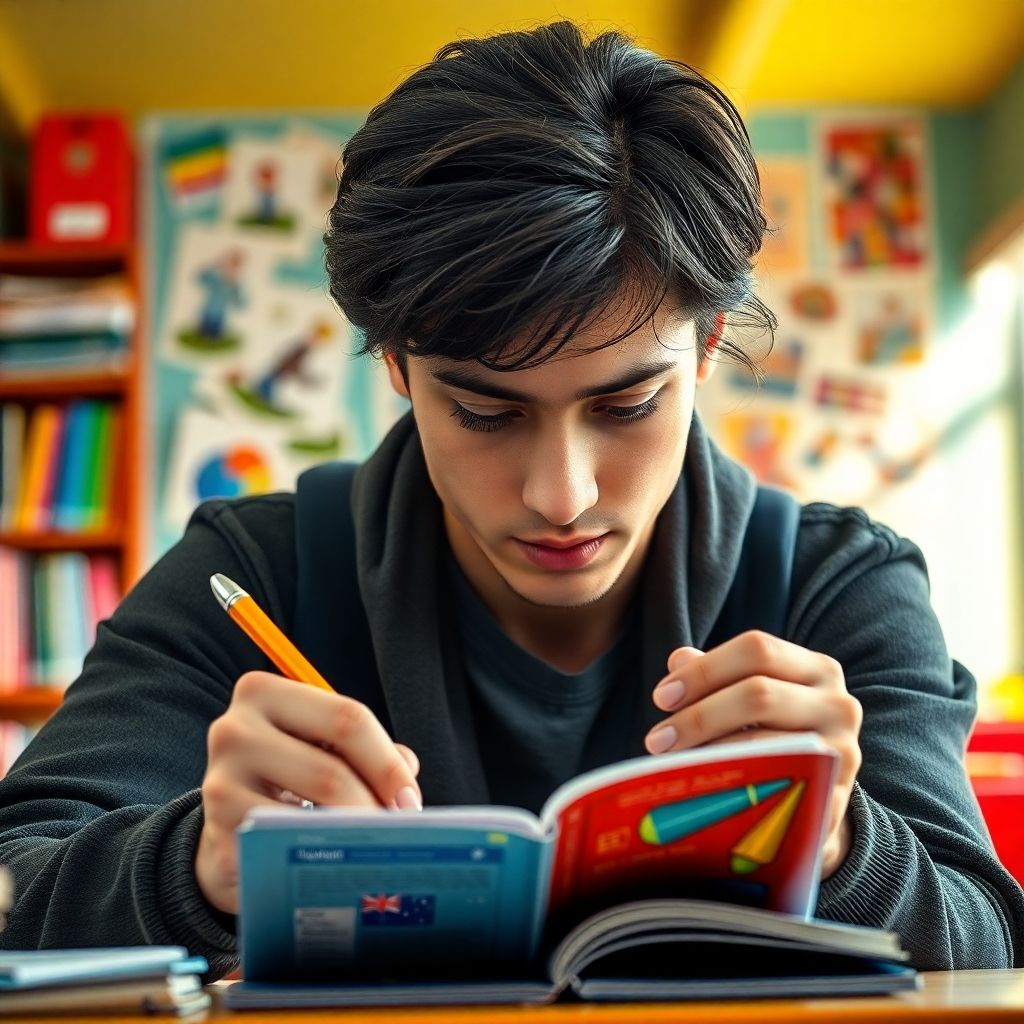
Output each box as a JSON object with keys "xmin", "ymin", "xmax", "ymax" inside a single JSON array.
[{"xmin": 195, "ymin": 445, "xmax": 273, "ymax": 500}]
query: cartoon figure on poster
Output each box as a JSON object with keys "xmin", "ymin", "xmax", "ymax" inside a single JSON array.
[
  {"xmin": 160, "ymin": 224, "xmax": 283, "ymax": 368},
  {"xmin": 823, "ymin": 120, "xmax": 928, "ymax": 271},
  {"xmin": 180, "ymin": 248, "xmax": 247, "ymax": 351},
  {"xmin": 237, "ymin": 159, "xmax": 296, "ymax": 231},
  {"xmin": 222, "ymin": 136, "xmax": 323, "ymax": 259},
  {"xmin": 193, "ymin": 287, "xmax": 355, "ymax": 461},
  {"xmin": 228, "ymin": 317, "xmax": 337, "ymax": 418}
]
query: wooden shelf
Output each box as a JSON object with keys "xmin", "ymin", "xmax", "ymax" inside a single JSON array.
[
  {"xmin": 0, "ymin": 367, "xmax": 132, "ymax": 398},
  {"xmin": 0, "ymin": 688, "xmax": 63, "ymax": 723},
  {"xmin": 0, "ymin": 528, "xmax": 123, "ymax": 550},
  {"xmin": 0, "ymin": 240, "xmax": 131, "ymax": 275}
]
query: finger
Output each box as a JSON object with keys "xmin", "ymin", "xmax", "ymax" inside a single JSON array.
[
  {"xmin": 700, "ymin": 727, "xmax": 790, "ymax": 748},
  {"xmin": 654, "ymin": 631, "xmax": 844, "ymax": 709},
  {"xmin": 228, "ymin": 720, "xmax": 381, "ymax": 808},
  {"xmin": 646, "ymin": 677, "xmax": 852, "ymax": 754},
  {"xmin": 202, "ymin": 774, "xmax": 292, "ymax": 835},
  {"xmin": 396, "ymin": 744, "xmax": 420, "ymax": 776},
  {"xmin": 234, "ymin": 673, "xmax": 421, "ymax": 807},
  {"xmin": 666, "ymin": 646, "xmax": 705, "ymax": 674}
]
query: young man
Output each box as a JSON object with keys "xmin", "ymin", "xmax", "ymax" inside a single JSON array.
[{"xmin": 0, "ymin": 22, "xmax": 1021, "ymax": 978}]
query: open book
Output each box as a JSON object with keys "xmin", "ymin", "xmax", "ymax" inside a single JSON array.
[{"xmin": 227, "ymin": 734, "xmax": 916, "ymax": 1007}]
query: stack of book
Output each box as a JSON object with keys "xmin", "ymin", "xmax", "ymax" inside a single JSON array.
[
  {"xmin": 0, "ymin": 274, "xmax": 133, "ymax": 376},
  {"xmin": 0, "ymin": 947, "xmax": 210, "ymax": 1017},
  {"xmin": 0, "ymin": 547, "xmax": 120, "ymax": 689},
  {"xmin": 0, "ymin": 400, "xmax": 120, "ymax": 533}
]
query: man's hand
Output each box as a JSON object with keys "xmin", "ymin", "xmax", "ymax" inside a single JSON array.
[
  {"xmin": 648, "ymin": 631, "xmax": 862, "ymax": 878},
  {"xmin": 196, "ymin": 671, "xmax": 422, "ymax": 915}
]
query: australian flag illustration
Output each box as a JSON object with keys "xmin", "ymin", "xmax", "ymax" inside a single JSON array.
[{"xmin": 360, "ymin": 893, "xmax": 436, "ymax": 927}]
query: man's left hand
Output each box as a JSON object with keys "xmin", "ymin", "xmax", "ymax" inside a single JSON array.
[{"xmin": 648, "ymin": 631, "xmax": 862, "ymax": 879}]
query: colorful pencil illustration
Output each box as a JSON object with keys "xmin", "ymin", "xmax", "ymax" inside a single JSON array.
[
  {"xmin": 638, "ymin": 778, "xmax": 791, "ymax": 846},
  {"xmin": 730, "ymin": 780, "xmax": 807, "ymax": 875}
]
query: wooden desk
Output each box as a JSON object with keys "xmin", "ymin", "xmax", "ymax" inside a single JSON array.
[{"xmin": 5, "ymin": 971, "xmax": 1023, "ymax": 1023}]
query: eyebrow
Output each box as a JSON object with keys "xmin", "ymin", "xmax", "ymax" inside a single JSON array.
[{"xmin": 430, "ymin": 359, "xmax": 678, "ymax": 403}]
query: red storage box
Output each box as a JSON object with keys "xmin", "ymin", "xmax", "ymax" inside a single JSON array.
[
  {"xmin": 30, "ymin": 113, "xmax": 133, "ymax": 245},
  {"xmin": 966, "ymin": 722, "xmax": 1024, "ymax": 885}
]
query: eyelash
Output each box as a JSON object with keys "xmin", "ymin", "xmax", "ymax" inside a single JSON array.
[{"xmin": 449, "ymin": 395, "xmax": 662, "ymax": 433}]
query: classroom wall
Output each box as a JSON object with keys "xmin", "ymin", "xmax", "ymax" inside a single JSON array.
[
  {"xmin": 737, "ymin": 106, "xmax": 1021, "ymax": 694},
  {"xmin": 975, "ymin": 56, "xmax": 1024, "ymax": 238}
]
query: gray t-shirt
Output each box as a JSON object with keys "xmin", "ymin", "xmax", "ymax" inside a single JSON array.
[{"xmin": 446, "ymin": 555, "xmax": 640, "ymax": 814}]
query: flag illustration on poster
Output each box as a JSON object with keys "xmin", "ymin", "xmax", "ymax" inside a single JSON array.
[{"xmin": 360, "ymin": 893, "xmax": 435, "ymax": 927}]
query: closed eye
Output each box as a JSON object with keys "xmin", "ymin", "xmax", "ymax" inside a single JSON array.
[{"xmin": 449, "ymin": 391, "xmax": 662, "ymax": 432}]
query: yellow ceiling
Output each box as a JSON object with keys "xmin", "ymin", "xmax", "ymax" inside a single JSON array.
[{"xmin": 0, "ymin": 0, "xmax": 1022, "ymax": 134}]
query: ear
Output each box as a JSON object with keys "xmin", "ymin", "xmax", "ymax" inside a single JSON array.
[
  {"xmin": 385, "ymin": 353, "xmax": 410, "ymax": 399},
  {"xmin": 697, "ymin": 312, "xmax": 726, "ymax": 385}
]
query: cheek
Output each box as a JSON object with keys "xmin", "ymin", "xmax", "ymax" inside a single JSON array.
[{"xmin": 602, "ymin": 399, "xmax": 691, "ymax": 504}]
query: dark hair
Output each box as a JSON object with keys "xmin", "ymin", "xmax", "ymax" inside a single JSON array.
[{"xmin": 324, "ymin": 20, "xmax": 774, "ymax": 372}]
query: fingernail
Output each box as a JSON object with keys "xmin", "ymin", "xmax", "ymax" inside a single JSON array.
[
  {"xmin": 395, "ymin": 785, "xmax": 422, "ymax": 811},
  {"xmin": 647, "ymin": 725, "xmax": 678, "ymax": 754},
  {"xmin": 654, "ymin": 679, "xmax": 685, "ymax": 710}
]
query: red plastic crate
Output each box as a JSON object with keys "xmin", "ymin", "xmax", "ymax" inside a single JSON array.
[
  {"xmin": 966, "ymin": 722, "xmax": 1024, "ymax": 885},
  {"xmin": 30, "ymin": 113, "xmax": 133, "ymax": 245}
]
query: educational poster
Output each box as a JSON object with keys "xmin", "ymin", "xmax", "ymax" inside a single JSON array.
[
  {"xmin": 757, "ymin": 159, "xmax": 811, "ymax": 275},
  {"xmin": 143, "ymin": 114, "xmax": 407, "ymax": 560},
  {"xmin": 821, "ymin": 118, "xmax": 929, "ymax": 272},
  {"xmin": 696, "ymin": 113, "xmax": 937, "ymax": 506}
]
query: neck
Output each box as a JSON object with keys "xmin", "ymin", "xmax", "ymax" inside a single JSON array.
[{"xmin": 445, "ymin": 513, "xmax": 653, "ymax": 674}]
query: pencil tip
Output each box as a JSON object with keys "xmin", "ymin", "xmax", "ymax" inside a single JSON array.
[{"xmin": 210, "ymin": 573, "xmax": 243, "ymax": 610}]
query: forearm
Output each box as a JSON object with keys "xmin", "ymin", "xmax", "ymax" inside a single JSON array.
[
  {"xmin": 0, "ymin": 791, "xmax": 238, "ymax": 978},
  {"xmin": 816, "ymin": 783, "xmax": 1022, "ymax": 969}
]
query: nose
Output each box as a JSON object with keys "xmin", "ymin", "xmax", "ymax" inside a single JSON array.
[{"xmin": 521, "ymin": 425, "xmax": 599, "ymax": 527}]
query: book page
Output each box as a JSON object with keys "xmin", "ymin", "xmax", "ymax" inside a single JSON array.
[{"xmin": 541, "ymin": 736, "xmax": 837, "ymax": 925}]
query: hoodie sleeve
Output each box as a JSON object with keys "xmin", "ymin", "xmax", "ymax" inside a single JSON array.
[
  {"xmin": 0, "ymin": 495, "xmax": 296, "ymax": 979},
  {"xmin": 790, "ymin": 504, "xmax": 1024, "ymax": 969}
]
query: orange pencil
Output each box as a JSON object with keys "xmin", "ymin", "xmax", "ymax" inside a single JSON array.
[{"xmin": 209, "ymin": 572, "xmax": 334, "ymax": 692}]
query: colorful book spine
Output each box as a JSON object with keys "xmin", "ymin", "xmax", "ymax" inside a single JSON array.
[
  {"xmin": 30, "ymin": 555, "xmax": 49, "ymax": 685},
  {"xmin": 14, "ymin": 404, "xmax": 63, "ymax": 533},
  {"xmin": 0, "ymin": 405, "xmax": 25, "ymax": 530},
  {"xmin": 87, "ymin": 554, "xmax": 121, "ymax": 635},
  {"xmin": 87, "ymin": 404, "xmax": 120, "ymax": 531},
  {"xmin": 51, "ymin": 401, "xmax": 90, "ymax": 532},
  {"xmin": 80, "ymin": 404, "xmax": 112, "ymax": 532}
]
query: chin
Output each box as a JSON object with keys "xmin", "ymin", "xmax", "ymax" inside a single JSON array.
[{"xmin": 502, "ymin": 566, "xmax": 622, "ymax": 610}]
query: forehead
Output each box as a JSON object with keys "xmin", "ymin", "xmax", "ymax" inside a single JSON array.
[{"xmin": 424, "ymin": 311, "xmax": 697, "ymax": 395}]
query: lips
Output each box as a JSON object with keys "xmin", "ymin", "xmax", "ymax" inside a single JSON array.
[{"xmin": 514, "ymin": 534, "xmax": 608, "ymax": 571}]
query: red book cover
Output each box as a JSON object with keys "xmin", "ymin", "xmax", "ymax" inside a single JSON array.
[{"xmin": 544, "ymin": 736, "xmax": 837, "ymax": 920}]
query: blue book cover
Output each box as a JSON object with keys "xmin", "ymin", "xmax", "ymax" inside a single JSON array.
[
  {"xmin": 238, "ymin": 808, "xmax": 549, "ymax": 984},
  {"xmin": 0, "ymin": 948, "xmax": 207, "ymax": 989}
]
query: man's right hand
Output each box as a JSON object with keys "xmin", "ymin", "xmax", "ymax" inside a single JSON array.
[{"xmin": 196, "ymin": 671, "xmax": 422, "ymax": 915}]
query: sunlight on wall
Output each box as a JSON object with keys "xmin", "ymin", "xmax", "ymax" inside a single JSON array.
[{"xmin": 868, "ymin": 259, "xmax": 1022, "ymax": 693}]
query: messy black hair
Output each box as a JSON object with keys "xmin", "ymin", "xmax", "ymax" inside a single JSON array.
[{"xmin": 324, "ymin": 20, "xmax": 774, "ymax": 372}]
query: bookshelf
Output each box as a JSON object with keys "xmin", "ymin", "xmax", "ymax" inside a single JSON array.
[{"xmin": 0, "ymin": 240, "xmax": 144, "ymax": 729}]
